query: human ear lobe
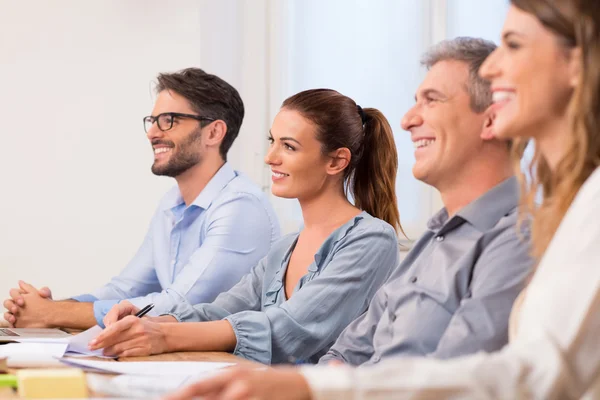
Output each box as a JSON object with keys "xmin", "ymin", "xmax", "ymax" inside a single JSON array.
[
  {"xmin": 480, "ymin": 106, "xmax": 496, "ymax": 140},
  {"xmin": 326, "ymin": 148, "xmax": 351, "ymax": 176},
  {"xmin": 206, "ymin": 120, "xmax": 227, "ymax": 145}
]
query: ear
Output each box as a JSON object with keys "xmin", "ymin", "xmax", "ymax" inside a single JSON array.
[
  {"xmin": 325, "ymin": 147, "xmax": 351, "ymax": 176},
  {"xmin": 480, "ymin": 105, "xmax": 496, "ymax": 141},
  {"xmin": 203, "ymin": 120, "xmax": 228, "ymax": 147},
  {"xmin": 567, "ymin": 47, "xmax": 582, "ymax": 88}
]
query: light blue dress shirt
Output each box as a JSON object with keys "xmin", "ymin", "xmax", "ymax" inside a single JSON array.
[
  {"xmin": 165, "ymin": 212, "xmax": 400, "ymax": 365},
  {"xmin": 72, "ymin": 163, "xmax": 280, "ymax": 327}
]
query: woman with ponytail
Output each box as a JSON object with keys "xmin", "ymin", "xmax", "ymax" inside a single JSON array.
[{"xmin": 90, "ymin": 89, "xmax": 403, "ymax": 365}]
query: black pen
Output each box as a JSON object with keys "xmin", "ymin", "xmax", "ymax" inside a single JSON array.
[{"xmin": 134, "ymin": 303, "xmax": 155, "ymax": 318}]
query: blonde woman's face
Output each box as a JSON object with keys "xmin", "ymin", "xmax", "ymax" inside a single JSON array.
[{"xmin": 480, "ymin": 5, "xmax": 578, "ymax": 141}]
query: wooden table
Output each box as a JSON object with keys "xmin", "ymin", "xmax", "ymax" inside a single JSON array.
[{"xmin": 3, "ymin": 351, "xmax": 255, "ymax": 398}]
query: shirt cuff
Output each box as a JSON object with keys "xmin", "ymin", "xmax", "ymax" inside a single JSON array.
[
  {"xmin": 317, "ymin": 353, "xmax": 341, "ymax": 365},
  {"xmin": 92, "ymin": 299, "xmax": 120, "ymax": 328},
  {"xmin": 159, "ymin": 312, "xmax": 183, "ymax": 322},
  {"xmin": 300, "ymin": 365, "xmax": 354, "ymax": 400},
  {"xmin": 70, "ymin": 294, "xmax": 98, "ymax": 303},
  {"xmin": 225, "ymin": 311, "xmax": 272, "ymax": 364}
]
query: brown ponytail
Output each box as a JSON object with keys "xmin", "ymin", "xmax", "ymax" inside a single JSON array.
[
  {"xmin": 354, "ymin": 108, "xmax": 403, "ymax": 234},
  {"xmin": 282, "ymin": 89, "xmax": 405, "ymax": 234}
]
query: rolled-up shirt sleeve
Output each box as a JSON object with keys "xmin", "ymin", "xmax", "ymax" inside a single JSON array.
[
  {"xmin": 301, "ymin": 170, "xmax": 600, "ymax": 400},
  {"xmin": 227, "ymin": 223, "xmax": 399, "ymax": 365}
]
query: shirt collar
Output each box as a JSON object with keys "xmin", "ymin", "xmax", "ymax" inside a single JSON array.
[
  {"xmin": 160, "ymin": 162, "xmax": 237, "ymax": 211},
  {"xmin": 281, "ymin": 211, "xmax": 368, "ymax": 271},
  {"xmin": 428, "ymin": 176, "xmax": 519, "ymax": 233}
]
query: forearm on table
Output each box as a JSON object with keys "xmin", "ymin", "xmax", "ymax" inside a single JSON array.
[
  {"xmin": 150, "ymin": 315, "xmax": 178, "ymax": 323},
  {"xmin": 161, "ymin": 320, "xmax": 237, "ymax": 353},
  {"xmin": 45, "ymin": 301, "xmax": 96, "ymax": 330}
]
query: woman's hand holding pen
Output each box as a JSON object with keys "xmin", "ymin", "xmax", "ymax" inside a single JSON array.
[
  {"xmin": 88, "ymin": 314, "xmax": 168, "ymax": 357},
  {"xmin": 102, "ymin": 300, "xmax": 140, "ymax": 327}
]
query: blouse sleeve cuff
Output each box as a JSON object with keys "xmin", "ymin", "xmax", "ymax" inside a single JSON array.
[
  {"xmin": 163, "ymin": 299, "xmax": 203, "ymax": 322},
  {"xmin": 225, "ymin": 311, "xmax": 272, "ymax": 365}
]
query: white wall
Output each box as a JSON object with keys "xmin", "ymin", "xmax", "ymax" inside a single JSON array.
[{"xmin": 0, "ymin": 0, "xmax": 272, "ymax": 301}]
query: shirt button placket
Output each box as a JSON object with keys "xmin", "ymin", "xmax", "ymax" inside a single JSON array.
[{"xmin": 170, "ymin": 223, "xmax": 181, "ymax": 279}]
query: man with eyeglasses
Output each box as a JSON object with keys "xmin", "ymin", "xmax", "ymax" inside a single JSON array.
[{"xmin": 3, "ymin": 68, "xmax": 280, "ymax": 330}]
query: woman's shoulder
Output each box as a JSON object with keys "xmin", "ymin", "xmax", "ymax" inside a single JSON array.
[
  {"xmin": 567, "ymin": 167, "xmax": 600, "ymax": 213},
  {"xmin": 329, "ymin": 212, "xmax": 399, "ymax": 255},
  {"xmin": 349, "ymin": 212, "xmax": 399, "ymax": 240},
  {"xmin": 544, "ymin": 166, "xmax": 600, "ymax": 250},
  {"xmin": 582, "ymin": 167, "xmax": 600, "ymax": 196}
]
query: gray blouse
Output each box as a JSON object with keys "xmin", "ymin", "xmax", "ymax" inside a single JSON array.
[{"xmin": 165, "ymin": 212, "xmax": 400, "ymax": 365}]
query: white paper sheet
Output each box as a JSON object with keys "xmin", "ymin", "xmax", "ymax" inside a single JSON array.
[
  {"xmin": 0, "ymin": 342, "xmax": 68, "ymax": 367},
  {"xmin": 64, "ymin": 325, "xmax": 106, "ymax": 357},
  {"xmin": 59, "ymin": 358, "xmax": 235, "ymax": 376},
  {"xmin": 14, "ymin": 325, "xmax": 114, "ymax": 358}
]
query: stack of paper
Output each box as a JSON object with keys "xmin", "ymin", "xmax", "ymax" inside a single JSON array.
[
  {"xmin": 0, "ymin": 325, "xmax": 115, "ymax": 367},
  {"xmin": 0, "ymin": 343, "xmax": 67, "ymax": 367},
  {"xmin": 13, "ymin": 326, "xmax": 114, "ymax": 358}
]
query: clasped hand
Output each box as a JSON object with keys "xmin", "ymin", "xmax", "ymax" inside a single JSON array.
[{"xmin": 3, "ymin": 281, "xmax": 53, "ymax": 328}]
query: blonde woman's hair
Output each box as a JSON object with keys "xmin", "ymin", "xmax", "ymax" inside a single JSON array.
[{"xmin": 511, "ymin": 0, "xmax": 600, "ymax": 259}]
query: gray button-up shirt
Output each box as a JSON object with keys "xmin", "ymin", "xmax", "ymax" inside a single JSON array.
[
  {"xmin": 320, "ymin": 177, "xmax": 533, "ymax": 366},
  {"xmin": 166, "ymin": 212, "xmax": 400, "ymax": 365}
]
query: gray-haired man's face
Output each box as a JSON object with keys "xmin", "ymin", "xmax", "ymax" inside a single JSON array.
[{"xmin": 401, "ymin": 60, "xmax": 489, "ymax": 190}]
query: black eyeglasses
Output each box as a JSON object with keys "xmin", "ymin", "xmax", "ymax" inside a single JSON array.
[{"xmin": 143, "ymin": 112, "xmax": 216, "ymax": 133}]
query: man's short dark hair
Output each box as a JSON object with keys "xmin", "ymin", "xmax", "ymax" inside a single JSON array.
[{"xmin": 156, "ymin": 68, "xmax": 244, "ymax": 161}]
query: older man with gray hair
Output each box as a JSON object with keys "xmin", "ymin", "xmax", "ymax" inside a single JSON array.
[{"xmin": 315, "ymin": 36, "xmax": 533, "ymax": 366}]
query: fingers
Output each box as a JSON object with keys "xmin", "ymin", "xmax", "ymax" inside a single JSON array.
[
  {"xmin": 9, "ymin": 289, "xmax": 24, "ymax": 307},
  {"xmin": 39, "ymin": 287, "xmax": 53, "ymax": 299},
  {"xmin": 164, "ymin": 370, "xmax": 234, "ymax": 400},
  {"xmin": 103, "ymin": 301, "xmax": 138, "ymax": 327},
  {"xmin": 4, "ymin": 311, "xmax": 16, "ymax": 326},
  {"xmin": 120, "ymin": 301, "xmax": 140, "ymax": 316},
  {"xmin": 220, "ymin": 379, "xmax": 253, "ymax": 400},
  {"xmin": 103, "ymin": 305, "xmax": 122, "ymax": 327},
  {"xmin": 4, "ymin": 299, "xmax": 19, "ymax": 314},
  {"xmin": 103, "ymin": 340, "xmax": 147, "ymax": 358},
  {"xmin": 18, "ymin": 281, "xmax": 38, "ymax": 294},
  {"xmin": 113, "ymin": 345, "xmax": 151, "ymax": 358},
  {"xmin": 89, "ymin": 316, "xmax": 137, "ymax": 350}
]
